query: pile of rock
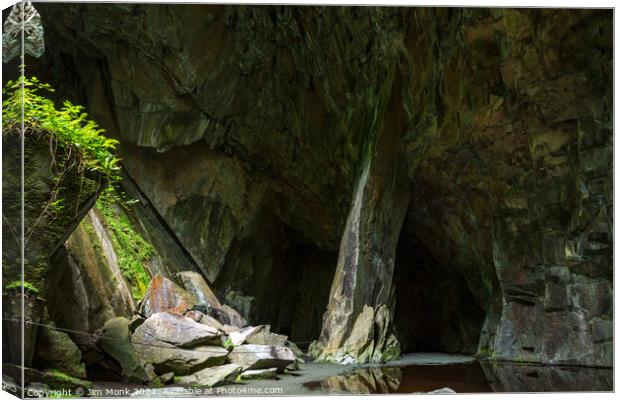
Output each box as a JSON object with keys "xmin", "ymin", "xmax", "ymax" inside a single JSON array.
[{"xmin": 96, "ymin": 272, "xmax": 303, "ymax": 387}]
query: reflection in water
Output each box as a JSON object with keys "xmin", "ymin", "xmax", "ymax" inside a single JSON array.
[
  {"xmin": 305, "ymin": 367, "xmax": 403, "ymax": 394},
  {"xmin": 304, "ymin": 361, "xmax": 613, "ymax": 394},
  {"xmin": 480, "ymin": 361, "xmax": 613, "ymax": 392}
]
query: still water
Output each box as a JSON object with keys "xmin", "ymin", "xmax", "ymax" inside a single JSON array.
[{"xmin": 303, "ymin": 361, "xmax": 613, "ymax": 393}]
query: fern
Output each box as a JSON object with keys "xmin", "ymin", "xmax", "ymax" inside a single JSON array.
[{"xmin": 2, "ymin": 75, "xmax": 121, "ymax": 183}]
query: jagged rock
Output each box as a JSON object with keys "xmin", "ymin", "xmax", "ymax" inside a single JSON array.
[
  {"xmin": 184, "ymin": 310, "xmax": 204, "ymax": 322},
  {"xmin": 35, "ymin": 324, "xmax": 86, "ymax": 379},
  {"xmin": 133, "ymin": 343, "xmax": 229, "ymax": 376},
  {"xmin": 137, "ymin": 275, "xmax": 196, "ymax": 318},
  {"xmin": 97, "ymin": 317, "xmax": 154, "ymax": 383},
  {"xmin": 285, "ymin": 340, "xmax": 305, "ymax": 360},
  {"xmin": 133, "ymin": 312, "xmax": 220, "ymax": 348},
  {"xmin": 314, "ymin": 305, "xmax": 398, "ymax": 364},
  {"xmin": 199, "ymin": 314, "xmax": 226, "ymax": 332},
  {"xmin": 480, "ymin": 361, "xmax": 613, "ymax": 391},
  {"xmin": 222, "ymin": 289, "xmax": 254, "ymax": 322},
  {"xmin": 240, "ymin": 368, "xmax": 278, "ymax": 380},
  {"xmin": 3, "ymin": 130, "xmax": 102, "ymax": 370},
  {"xmin": 311, "ymin": 99, "xmax": 411, "ymax": 362},
  {"xmin": 228, "ymin": 326, "xmax": 264, "ymax": 346},
  {"xmin": 174, "ymin": 364, "xmax": 242, "ymax": 387},
  {"xmin": 229, "ymin": 344, "xmax": 295, "ymax": 372},
  {"xmin": 222, "ymin": 325, "xmax": 242, "ymax": 334},
  {"xmin": 246, "ymin": 329, "xmax": 288, "ymax": 347},
  {"xmin": 174, "ymin": 271, "xmax": 247, "ymax": 327},
  {"xmin": 213, "ymin": 305, "xmax": 247, "ymax": 328},
  {"xmin": 175, "ymin": 271, "xmax": 221, "ymax": 313}
]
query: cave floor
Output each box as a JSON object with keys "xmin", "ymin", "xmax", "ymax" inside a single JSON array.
[{"xmin": 90, "ymin": 353, "xmax": 612, "ymax": 396}]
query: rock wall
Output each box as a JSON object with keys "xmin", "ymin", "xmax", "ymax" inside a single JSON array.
[
  {"xmin": 2, "ymin": 131, "xmax": 102, "ymax": 377},
  {"xmin": 35, "ymin": 5, "xmax": 612, "ymax": 366}
]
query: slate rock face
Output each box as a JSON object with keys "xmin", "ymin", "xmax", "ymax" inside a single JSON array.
[
  {"xmin": 132, "ymin": 344, "xmax": 229, "ymax": 376},
  {"xmin": 480, "ymin": 361, "xmax": 613, "ymax": 392},
  {"xmin": 2, "ymin": 129, "xmax": 102, "ymax": 374},
  {"xmin": 97, "ymin": 317, "xmax": 154, "ymax": 383},
  {"xmin": 36, "ymin": 5, "xmax": 613, "ymax": 366},
  {"xmin": 228, "ymin": 344, "xmax": 295, "ymax": 371},
  {"xmin": 35, "ymin": 324, "xmax": 86, "ymax": 379},
  {"xmin": 133, "ymin": 312, "xmax": 221, "ymax": 348},
  {"xmin": 175, "ymin": 271, "xmax": 247, "ymax": 327},
  {"xmin": 137, "ymin": 275, "xmax": 196, "ymax": 318}
]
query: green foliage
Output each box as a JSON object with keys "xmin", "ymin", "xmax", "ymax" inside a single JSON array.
[
  {"xmin": 96, "ymin": 194, "xmax": 153, "ymax": 301},
  {"xmin": 4, "ymin": 280, "xmax": 40, "ymax": 294},
  {"xmin": 45, "ymin": 369, "xmax": 92, "ymax": 388},
  {"xmin": 2, "ymin": 76, "xmax": 121, "ymax": 182},
  {"xmin": 222, "ymin": 336, "xmax": 234, "ymax": 350}
]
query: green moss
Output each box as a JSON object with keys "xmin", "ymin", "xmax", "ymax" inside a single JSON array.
[
  {"xmin": 150, "ymin": 378, "xmax": 164, "ymax": 388},
  {"xmin": 4, "ymin": 280, "xmax": 40, "ymax": 294},
  {"xmin": 45, "ymin": 369, "xmax": 92, "ymax": 389},
  {"xmin": 96, "ymin": 195, "xmax": 153, "ymax": 301},
  {"xmin": 477, "ymin": 346, "xmax": 496, "ymax": 358}
]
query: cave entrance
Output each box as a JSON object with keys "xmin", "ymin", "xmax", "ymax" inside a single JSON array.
[
  {"xmin": 213, "ymin": 210, "xmax": 337, "ymax": 350},
  {"xmin": 392, "ymin": 213, "xmax": 485, "ymax": 354}
]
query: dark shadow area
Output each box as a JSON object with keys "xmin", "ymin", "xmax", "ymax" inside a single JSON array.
[
  {"xmin": 392, "ymin": 215, "xmax": 485, "ymax": 354},
  {"xmin": 214, "ymin": 209, "xmax": 336, "ymax": 349}
]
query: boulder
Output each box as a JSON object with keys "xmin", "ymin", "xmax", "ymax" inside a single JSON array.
[
  {"xmin": 222, "ymin": 324, "xmax": 241, "ymax": 334},
  {"xmin": 213, "ymin": 304, "xmax": 247, "ymax": 328},
  {"xmin": 133, "ymin": 344, "xmax": 229, "ymax": 375},
  {"xmin": 337, "ymin": 305, "xmax": 376, "ymax": 363},
  {"xmin": 174, "ymin": 271, "xmax": 222, "ymax": 312},
  {"xmin": 133, "ymin": 312, "xmax": 220, "ymax": 348},
  {"xmin": 246, "ymin": 329, "xmax": 288, "ymax": 347},
  {"xmin": 97, "ymin": 317, "xmax": 154, "ymax": 383},
  {"xmin": 173, "ymin": 271, "xmax": 247, "ymax": 327},
  {"xmin": 35, "ymin": 324, "xmax": 86, "ymax": 379},
  {"xmin": 229, "ymin": 344, "xmax": 295, "ymax": 372},
  {"xmin": 285, "ymin": 340, "xmax": 306, "ymax": 360},
  {"xmin": 137, "ymin": 275, "xmax": 196, "ymax": 318},
  {"xmin": 240, "ymin": 368, "xmax": 278, "ymax": 380},
  {"xmin": 175, "ymin": 364, "xmax": 242, "ymax": 387},
  {"xmin": 228, "ymin": 326, "xmax": 263, "ymax": 346},
  {"xmin": 199, "ymin": 314, "xmax": 226, "ymax": 332},
  {"xmin": 184, "ymin": 310, "xmax": 204, "ymax": 323}
]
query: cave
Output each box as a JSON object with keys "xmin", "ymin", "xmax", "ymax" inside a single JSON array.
[
  {"xmin": 1, "ymin": 2, "xmax": 613, "ymax": 396},
  {"xmin": 393, "ymin": 210, "xmax": 485, "ymax": 354},
  {"xmin": 213, "ymin": 208, "xmax": 337, "ymax": 348}
]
